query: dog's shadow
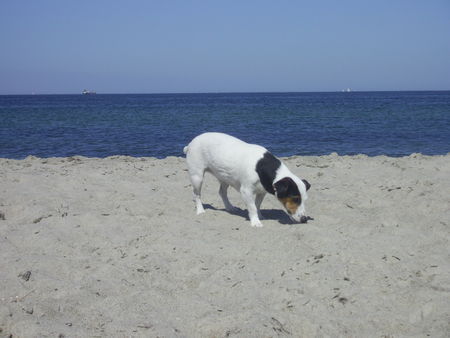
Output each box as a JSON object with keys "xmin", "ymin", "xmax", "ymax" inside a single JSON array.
[{"xmin": 204, "ymin": 204, "xmax": 311, "ymax": 225}]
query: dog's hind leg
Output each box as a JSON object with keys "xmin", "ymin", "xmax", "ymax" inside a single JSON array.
[
  {"xmin": 219, "ymin": 182, "xmax": 237, "ymax": 212},
  {"xmin": 190, "ymin": 173, "xmax": 205, "ymax": 214}
]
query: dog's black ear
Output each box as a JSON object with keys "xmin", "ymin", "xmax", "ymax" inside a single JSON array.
[
  {"xmin": 273, "ymin": 177, "xmax": 294, "ymax": 198},
  {"xmin": 302, "ymin": 179, "xmax": 311, "ymax": 191}
]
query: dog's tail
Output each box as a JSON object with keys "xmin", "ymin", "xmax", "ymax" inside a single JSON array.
[{"xmin": 183, "ymin": 145, "xmax": 189, "ymax": 155}]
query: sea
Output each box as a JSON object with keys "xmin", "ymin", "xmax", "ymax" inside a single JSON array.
[{"xmin": 1, "ymin": 91, "xmax": 449, "ymax": 159}]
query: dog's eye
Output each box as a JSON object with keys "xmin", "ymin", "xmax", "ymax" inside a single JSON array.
[{"xmin": 292, "ymin": 197, "xmax": 301, "ymax": 204}]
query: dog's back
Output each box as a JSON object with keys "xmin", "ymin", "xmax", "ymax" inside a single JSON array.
[{"xmin": 184, "ymin": 133, "xmax": 266, "ymax": 185}]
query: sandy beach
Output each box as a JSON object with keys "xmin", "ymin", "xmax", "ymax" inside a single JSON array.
[{"xmin": 1, "ymin": 154, "xmax": 449, "ymax": 337}]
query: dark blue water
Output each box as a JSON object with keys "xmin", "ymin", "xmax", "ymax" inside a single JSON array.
[{"xmin": 1, "ymin": 91, "xmax": 449, "ymax": 159}]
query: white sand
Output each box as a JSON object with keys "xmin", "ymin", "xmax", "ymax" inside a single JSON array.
[{"xmin": 1, "ymin": 154, "xmax": 449, "ymax": 337}]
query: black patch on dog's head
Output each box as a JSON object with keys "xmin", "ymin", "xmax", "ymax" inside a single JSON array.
[
  {"xmin": 255, "ymin": 152, "xmax": 281, "ymax": 195},
  {"xmin": 274, "ymin": 177, "xmax": 303, "ymax": 215},
  {"xmin": 273, "ymin": 177, "xmax": 301, "ymax": 199}
]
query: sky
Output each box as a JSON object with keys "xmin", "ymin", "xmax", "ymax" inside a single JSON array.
[{"xmin": 1, "ymin": 1, "xmax": 449, "ymax": 94}]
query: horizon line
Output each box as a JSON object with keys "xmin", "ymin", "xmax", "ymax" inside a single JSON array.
[{"xmin": 1, "ymin": 89, "xmax": 450, "ymax": 96}]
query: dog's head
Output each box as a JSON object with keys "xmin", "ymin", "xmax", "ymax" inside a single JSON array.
[{"xmin": 273, "ymin": 177, "xmax": 310, "ymax": 223}]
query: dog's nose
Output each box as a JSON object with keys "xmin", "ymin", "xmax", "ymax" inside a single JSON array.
[{"xmin": 300, "ymin": 215, "xmax": 308, "ymax": 223}]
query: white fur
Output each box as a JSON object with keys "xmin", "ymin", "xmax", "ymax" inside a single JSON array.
[{"xmin": 184, "ymin": 132, "xmax": 308, "ymax": 227}]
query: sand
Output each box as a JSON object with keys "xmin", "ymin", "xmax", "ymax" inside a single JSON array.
[{"xmin": 0, "ymin": 154, "xmax": 449, "ymax": 337}]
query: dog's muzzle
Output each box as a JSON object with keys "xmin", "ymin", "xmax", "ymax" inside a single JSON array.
[{"xmin": 290, "ymin": 215, "xmax": 309, "ymax": 224}]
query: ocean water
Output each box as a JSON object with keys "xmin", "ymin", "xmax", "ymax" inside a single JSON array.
[{"xmin": 1, "ymin": 91, "xmax": 449, "ymax": 159}]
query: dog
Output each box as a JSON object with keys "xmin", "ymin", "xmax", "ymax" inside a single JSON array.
[{"xmin": 183, "ymin": 132, "xmax": 310, "ymax": 227}]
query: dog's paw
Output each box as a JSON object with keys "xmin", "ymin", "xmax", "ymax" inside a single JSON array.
[
  {"xmin": 196, "ymin": 208, "xmax": 205, "ymax": 215},
  {"xmin": 251, "ymin": 219, "xmax": 263, "ymax": 227}
]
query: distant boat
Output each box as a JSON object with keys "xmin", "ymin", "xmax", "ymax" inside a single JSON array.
[
  {"xmin": 342, "ymin": 88, "xmax": 352, "ymax": 92},
  {"xmin": 82, "ymin": 89, "xmax": 96, "ymax": 95}
]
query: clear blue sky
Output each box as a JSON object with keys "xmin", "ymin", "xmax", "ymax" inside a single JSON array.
[{"xmin": 1, "ymin": 0, "xmax": 449, "ymax": 94}]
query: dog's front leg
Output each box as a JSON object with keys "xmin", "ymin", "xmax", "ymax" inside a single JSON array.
[
  {"xmin": 240, "ymin": 187, "xmax": 263, "ymax": 227},
  {"xmin": 255, "ymin": 193, "xmax": 266, "ymax": 220}
]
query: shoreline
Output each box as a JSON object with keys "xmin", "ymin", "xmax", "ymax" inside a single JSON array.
[
  {"xmin": 2, "ymin": 151, "xmax": 450, "ymax": 162},
  {"xmin": 1, "ymin": 154, "xmax": 449, "ymax": 336}
]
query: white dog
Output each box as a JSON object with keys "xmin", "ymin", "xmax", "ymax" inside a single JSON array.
[{"xmin": 183, "ymin": 132, "xmax": 310, "ymax": 227}]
